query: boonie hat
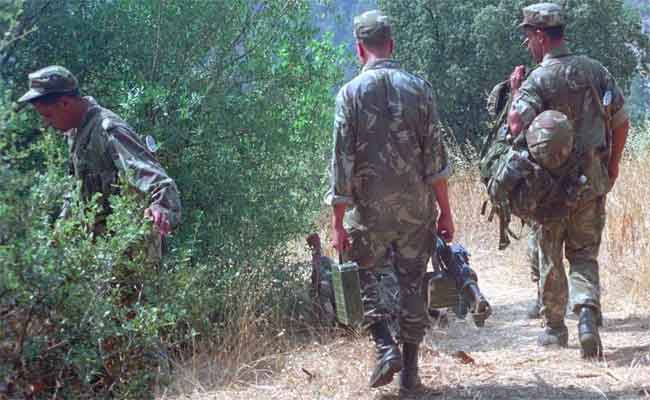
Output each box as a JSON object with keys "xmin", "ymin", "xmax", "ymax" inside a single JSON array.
[
  {"xmin": 519, "ymin": 2, "xmax": 566, "ymax": 29},
  {"xmin": 354, "ymin": 10, "xmax": 391, "ymax": 42},
  {"xmin": 18, "ymin": 65, "xmax": 79, "ymax": 103}
]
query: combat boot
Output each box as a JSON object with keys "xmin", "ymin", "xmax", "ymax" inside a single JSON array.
[
  {"xmin": 399, "ymin": 342, "xmax": 424, "ymax": 395},
  {"xmin": 368, "ymin": 321, "xmax": 402, "ymax": 388},
  {"xmin": 566, "ymin": 305, "xmax": 603, "ymax": 327},
  {"xmin": 537, "ymin": 321, "xmax": 568, "ymax": 347},
  {"xmin": 578, "ymin": 306, "xmax": 603, "ymax": 359}
]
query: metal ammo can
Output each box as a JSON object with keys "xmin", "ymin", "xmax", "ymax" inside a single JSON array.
[
  {"xmin": 331, "ymin": 260, "xmax": 363, "ymax": 326},
  {"xmin": 427, "ymin": 270, "xmax": 460, "ymax": 310}
]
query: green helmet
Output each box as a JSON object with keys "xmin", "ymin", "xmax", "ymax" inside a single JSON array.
[{"xmin": 525, "ymin": 110, "xmax": 574, "ymax": 170}]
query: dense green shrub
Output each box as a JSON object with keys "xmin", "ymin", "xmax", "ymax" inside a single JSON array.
[
  {"xmin": 1, "ymin": 1, "xmax": 346, "ymax": 397},
  {"xmin": 378, "ymin": 0, "xmax": 650, "ymax": 145}
]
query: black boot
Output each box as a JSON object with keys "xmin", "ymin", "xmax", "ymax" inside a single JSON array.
[
  {"xmin": 368, "ymin": 321, "xmax": 402, "ymax": 388},
  {"xmin": 537, "ymin": 321, "xmax": 568, "ymax": 347},
  {"xmin": 399, "ymin": 342, "xmax": 423, "ymax": 395},
  {"xmin": 578, "ymin": 306, "xmax": 603, "ymax": 359}
]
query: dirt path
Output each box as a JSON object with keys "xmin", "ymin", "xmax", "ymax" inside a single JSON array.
[{"xmin": 174, "ymin": 240, "xmax": 650, "ymax": 400}]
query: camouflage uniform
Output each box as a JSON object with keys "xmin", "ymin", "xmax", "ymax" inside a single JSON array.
[
  {"xmin": 527, "ymin": 225, "xmax": 540, "ymax": 283},
  {"xmin": 19, "ymin": 66, "xmax": 181, "ymax": 260},
  {"xmin": 512, "ymin": 4, "xmax": 628, "ymax": 326},
  {"xmin": 69, "ymin": 96, "xmax": 180, "ymax": 257},
  {"xmin": 325, "ymin": 56, "xmax": 451, "ymax": 344}
]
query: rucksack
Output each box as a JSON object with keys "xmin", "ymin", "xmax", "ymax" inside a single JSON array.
[{"xmin": 479, "ymin": 83, "xmax": 586, "ymax": 249}]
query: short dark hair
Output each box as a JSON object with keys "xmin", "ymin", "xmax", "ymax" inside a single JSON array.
[
  {"xmin": 30, "ymin": 90, "xmax": 80, "ymax": 105},
  {"xmin": 360, "ymin": 35, "xmax": 392, "ymax": 52}
]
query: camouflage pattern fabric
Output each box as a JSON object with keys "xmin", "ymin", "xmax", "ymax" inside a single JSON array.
[
  {"xmin": 519, "ymin": 3, "xmax": 566, "ymax": 29},
  {"xmin": 353, "ymin": 10, "xmax": 391, "ymax": 43},
  {"xmin": 326, "ymin": 58, "xmax": 450, "ymax": 344},
  {"xmin": 538, "ymin": 197, "xmax": 606, "ymax": 323},
  {"xmin": 525, "ymin": 110, "xmax": 575, "ymax": 170},
  {"xmin": 512, "ymin": 43, "xmax": 625, "ymax": 200},
  {"xmin": 66, "ymin": 96, "xmax": 181, "ymax": 258},
  {"xmin": 345, "ymin": 223, "xmax": 435, "ymax": 344},
  {"xmin": 17, "ymin": 65, "xmax": 78, "ymax": 103},
  {"xmin": 325, "ymin": 59, "xmax": 451, "ymax": 231},
  {"xmin": 513, "ymin": 42, "xmax": 626, "ymax": 325},
  {"xmin": 527, "ymin": 224, "xmax": 540, "ymax": 283}
]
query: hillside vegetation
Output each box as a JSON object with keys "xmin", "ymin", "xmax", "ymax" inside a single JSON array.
[{"xmin": 1, "ymin": 1, "xmax": 649, "ymax": 398}]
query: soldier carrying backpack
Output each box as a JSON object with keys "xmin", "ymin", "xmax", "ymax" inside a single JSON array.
[{"xmin": 480, "ymin": 3, "xmax": 630, "ymax": 359}]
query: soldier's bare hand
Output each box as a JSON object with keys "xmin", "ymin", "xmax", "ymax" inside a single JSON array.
[
  {"xmin": 145, "ymin": 207, "xmax": 171, "ymax": 237},
  {"xmin": 437, "ymin": 212, "xmax": 455, "ymax": 242},
  {"xmin": 510, "ymin": 65, "xmax": 527, "ymax": 94},
  {"xmin": 331, "ymin": 226, "xmax": 350, "ymax": 253}
]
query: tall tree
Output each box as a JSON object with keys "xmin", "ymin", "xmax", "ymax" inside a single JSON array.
[{"xmin": 378, "ymin": 0, "xmax": 649, "ymax": 145}]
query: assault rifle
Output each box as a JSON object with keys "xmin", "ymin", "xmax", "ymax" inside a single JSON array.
[{"xmin": 428, "ymin": 237, "xmax": 492, "ymax": 327}]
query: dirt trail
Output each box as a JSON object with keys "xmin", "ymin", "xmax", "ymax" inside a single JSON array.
[{"xmin": 176, "ymin": 240, "xmax": 650, "ymax": 400}]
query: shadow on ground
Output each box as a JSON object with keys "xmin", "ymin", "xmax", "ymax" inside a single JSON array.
[{"xmin": 375, "ymin": 383, "xmax": 649, "ymax": 400}]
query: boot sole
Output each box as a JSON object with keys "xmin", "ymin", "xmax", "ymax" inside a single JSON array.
[
  {"xmin": 369, "ymin": 356, "xmax": 403, "ymax": 388},
  {"xmin": 580, "ymin": 333, "xmax": 603, "ymax": 359}
]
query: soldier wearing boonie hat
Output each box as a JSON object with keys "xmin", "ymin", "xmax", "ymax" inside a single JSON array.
[
  {"xmin": 19, "ymin": 65, "xmax": 181, "ymax": 243},
  {"xmin": 519, "ymin": 2, "xmax": 566, "ymax": 29},
  {"xmin": 353, "ymin": 10, "xmax": 392, "ymax": 44},
  {"xmin": 518, "ymin": 3, "xmax": 566, "ymax": 47},
  {"xmin": 327, "ymin": 9, "xmax": 454, "ymax": 395},
  {"xmin": 505, "ymin": 2, "xmax": 630, "ymax": 359},
  {"xmin": 17, "ymin": 65, "xmax": 79, "ymax": 104}
]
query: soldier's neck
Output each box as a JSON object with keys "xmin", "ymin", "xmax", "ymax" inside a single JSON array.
[
  {"xmin": 71, "ymin": 97, "xmax": 92, "ymax": 129},
  {"xmin": 364, "ymin": 53, "xmax": 392, "ymax": 67}
]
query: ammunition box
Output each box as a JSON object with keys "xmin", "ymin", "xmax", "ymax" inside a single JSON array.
[
  {"xmin": 427, "ymin": 271, "xmax": 460, "ymax": 310},
  {"xmin": 331, "ymin": 261, "xmax": 363, "ymax": 326}
]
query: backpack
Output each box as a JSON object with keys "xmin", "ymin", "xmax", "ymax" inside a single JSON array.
[{"xmin": 479, "ymin": 82, "xmax": 586, "ymax": 249}]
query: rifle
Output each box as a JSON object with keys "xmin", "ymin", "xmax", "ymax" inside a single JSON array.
[{"xmin": 429, "ymin": 237, "xmax": 492, "ymax": 327}]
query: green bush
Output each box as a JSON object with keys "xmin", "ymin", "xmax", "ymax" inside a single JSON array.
[{"xmin": 1, "ymin": 1, "xmax": 346, "ymax": 397}]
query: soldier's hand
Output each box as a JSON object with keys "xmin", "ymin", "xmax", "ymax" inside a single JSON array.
[
  {"xmin": 437, "ymin": 212, "xmax": 455, "ymax": 242},
  {"xmin": 145, "ymin": 207, "xmax": 171, "ymax": 237},
  {"xmin": 331, "ymin": 226, "xmax": 350, "ymax": 253},
  {"xmin": 510, "ymin": 65, "xmax": 527, "ymax": 94}
]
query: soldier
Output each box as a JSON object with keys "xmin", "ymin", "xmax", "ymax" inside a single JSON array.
[
  {"xmin": 508, "ymin": 3, "xmax": 629, "ymax": 358},
  {"xmin": 18, "ymin": 66, "xmax": 181, "ymax": 255},
  {"xmin": 325, "ymin": 10, "xmax": 454, "ymax": 393}
]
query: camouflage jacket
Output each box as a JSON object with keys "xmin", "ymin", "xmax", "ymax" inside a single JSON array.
[
  {"xmin": 512, "ymin": 44, "xmax": 628, "ymax": 197},
  {"xmin": 325, "ymin": 59, "xmax": 451, "ymax": 232},
  {"xmin": 64, "ymin": 97, "xmax": 181, "ymax": 229}
]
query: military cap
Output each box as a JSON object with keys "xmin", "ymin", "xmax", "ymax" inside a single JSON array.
[
  {"xmin": 353, "ymin": 10, "xmax": 391, "ymax": 42},
  {"xmin": 519, "ymin": 3, "xmax": 566, "ymax": 29},
  {"xmin": 18, "ymin": 65, "xmax": 79, "ymax": 103}
]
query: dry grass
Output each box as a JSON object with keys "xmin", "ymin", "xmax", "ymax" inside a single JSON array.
[
  {"xmin": 160, "ymin": 157, "xmax": 650, "ymax": 400},
  {"xmin": 601, "ymin": 156, "xmax": 650, "ymax": 310}
]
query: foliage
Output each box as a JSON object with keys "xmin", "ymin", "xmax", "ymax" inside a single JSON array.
[
  {"xmin": 1, "ymin": 0, "xmax": 345, "ymax": 398},
  {"xmin": 5, "ymin": 0, "xmax": 345, "ymax": 258},
  {"xmin": 378, "ymin": 0, "xmax": 650, "ymax": 146}
]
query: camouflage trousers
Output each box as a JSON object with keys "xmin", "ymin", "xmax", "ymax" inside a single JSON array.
[
  {"xmin": 536, "ymin": 196, "xmax": 606, "ymax": 324},
  {"xmin": 527, "ymin": 223, "xmax": 540, "ymax": 283},
  {"xmin": 345, "ymin": 222, "xmax": 435, "ymax": 344}
]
